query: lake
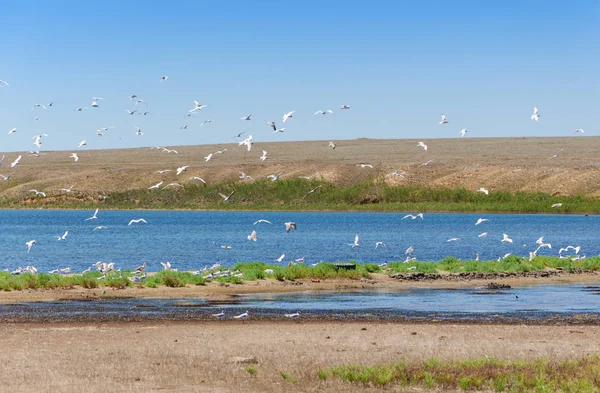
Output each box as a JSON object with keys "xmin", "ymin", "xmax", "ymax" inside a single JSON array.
[{"xmin": 0, "ymin": 210, "xmax": 597, "ymax": 273}]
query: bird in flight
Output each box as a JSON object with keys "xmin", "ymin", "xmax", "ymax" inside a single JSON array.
[
  {"xmin": 340, "ymin": 105, "xmax": 351, "ymax": 110},
  {"xmin": 60, "ymin": 184, "xmax": 76, "ymax": 193},
  {"xmin": 260, "ymin": 151, "xmax": 268, "ymax": 161},
  {"xmin": 241, "ymin": 114, "xmax": 252, "ymax": 121},
  {"xmin": 349, "ymin": 234, "xmax": 359, "ymax": 248},
  {"xmin": 475, "ymin": 218, "xmax": 488, "ymax": 226},
  {"xmin": 204, "ymin": 153, "xmax": 213, "ymax": 162},
  {"xmin": 160, "ymin": 76, "xmax": 168, "ymax": 82},
  {"xmin": 218, "ymin": 190, "xmax": 235, "ymax": 202},
  {"xmin": 417, "ymin": 142, "xmax": 428, "ymax": 151},
  {"xmin": 135, "ymin": 127, "xmax": 143, "ymax": 136},
  {"xmin": 0, "ymin": 80, "xmax": 9, "ymax": 87},
  {"xmin": 460, "ymin": 128, "xmax": 467, "ymax": 137},
  {"xmin": 8, "ymin": 128, "xmax": 17, "ymax": 135},
  {"xmin": 477, "ymin": 188, "xmax": 489, "ymax": 195},
  {"xmin": 70, "ymin": 153, "xmax": 79, "ymax": 162},
  {"xmin": 531, "ymin": 107, "xmax": 540, "ymax": 121},
  {"xmin": 201, "ymin": 120, "xmax": 213, "ymax": 126},
  {"xmin": 328, "ymin": 141, "xmax": 336, "ymax": 150},
  {"xmin": 126, "ymin": 109, "xmax": 138, "ymax": 115},
  {"xmin": 32, "ymin": 104, "xmax": 47, "ymax": 110},
  {"xmin": 572, "ymin": 129, "xmax": 584, "ymax": 136},
  {"xmin": 239, "ymin": 172, "xmax": 253, "ymax": 180},
  {"xmin": 176, "ymin": 166, "xmax": 189, "ymax": 175},
  {"xmin": 10, "ymin": 155, "xmax": 22, "ymax": 168},
  {"xmin": 551, "ymin": 203, "xmax": 562, "ymax": 208},
  {"xmin": 439, "ymin": 114, "xmax": 448, "ymax": 124},
  {"xmin": 272, "ymin": 128, "xmax": 285, "ymax": 133},
  {"xmin": 156, "ymin": 169, "xmax": 172, "ymax": 174},
  {"xmin": 253, "ymin": 219, "xmax": 272, "ymax": 225},
  {"xmin": 447, "ymin": 237, "xmax": 460, "ymax": 242},
  {"xmin": 314, "ymin": 110, "xmax": 333, "ymax": 115},
  {"xmin": 267, "ymin": 121, "xmax": 277, "ymax": 131},
  {"xmin": 189, "ymin": 177, "xmax": 207, "ymax": 185},
  {"xmin": 26, "ymin": 240, "xmax": 36, "ymax": 254},
  {"xmin": 128, "ymin": 218, "xmax": 148, "ymax": 226},
  {"xmin": 164, "ymin": 183, "xmax": 184, "ymax": 188},
  {"xmin": 375, "ymin": 241, "xmax": 387, "ymax": 249},
  {"xmin": 189, "ymin": 100, "xmax": 209, "ymax": 113},
  {"xmin": 77, "ymin": 140, "xmax": 87, "ymax": 148},
  {"xmin": 267, "ymin": 172, "xmax": 282, "ymax": 181},
  {"xmin": 56, "ymin": 231, "xmax": 69, "ymax": 241},
  {"xmin": 282, "ymin": 111, "xmax": 295, "ymax": 123},
  {"xmin": 247, "ymin": 230, "xmax": 258, "ymax": 241},
  {"xmin": 148, "ymin": 181, "xmax": 163, "ymax": 190},
  {"xmin": 501, "ymin": 233, "xmax": 513, "ymax": 243},
  {"xmin": 29, "ymin": 190, "xmax": 46, "ymax": 197},
  {"xmin": 304, "ymin": 186, "xmax": 322, "ymax": 198},
  {"xmin": 85, "ymin": 208, "xmax": 99, "ymax": 221},
  {"xmin": 358, "ymin": 163, "xmax": 374, "ymax": 168},
  {"xmin": 234, "ymin": 131, "xmax": 246, "ymax": 138},
  {"xmin": 401, "ymin": 213, "xmax": 424, "ymax": 220},
  {"xmin": 284, "ymin": 222, "xmax": 297, "ymax": 232}
]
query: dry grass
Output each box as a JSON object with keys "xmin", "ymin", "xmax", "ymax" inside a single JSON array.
[
  {"xmin": 0, "ymin": 321, "xmax": 598, "ymax": 392},
  {"xmin": 2, "ymin": 137, "xmax": 600, "ymax": 203}
]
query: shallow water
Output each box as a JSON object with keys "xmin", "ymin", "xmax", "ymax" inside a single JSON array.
[
  {"xmin": 1, "ymin": 284, "xmax": 599, "ymax": 323},
  {"xmin": 0, "ymin": 210, "xmax": 598, "ymax": 273}
]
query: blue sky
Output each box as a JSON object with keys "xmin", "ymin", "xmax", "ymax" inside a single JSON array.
[{"xmin": 0, "ymin": 0, "xmax": 598, "ymax": 152}]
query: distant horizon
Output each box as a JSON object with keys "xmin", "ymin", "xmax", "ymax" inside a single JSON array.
[{"xmin": 1, "ymin": 1, "xmax": 597, "ymax": 153}]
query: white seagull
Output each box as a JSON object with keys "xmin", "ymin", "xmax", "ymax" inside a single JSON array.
[
  {"xmin": 70, "ymin": 153, "xmax": 79, "ymax": 162},
  {"xmin": 401, "ymin": 213, "xmax": 424, "ymax": 220},
  {"xmin": 314, "ymin": 110, "xmax": 333, "ymax": 115},
  {"xmin": 29, "ymin": 190, "xmax": 46, "ymax": 197},
  {"xmin": 349, "ymin": 234, "xmax": 360, "ymax": 248},
  {"xmin": 260, "ymin": 151, "xmax": 268, "ymax": 161},
  {"xmin": 26, "ymin": 240, "xmax": 37, "ymax": 253},
  {"xmin": 375, "ymin": 241, "xmax": 388, "ymax": 249},
  {"xmin": 218, "ymin": 191, "xmax": 235, "ymax": 202},
  {"xmin": 176, "ymin": 166, "xmax": 190, "ymax": 175},
  {"xmin": 8, "ymin": 128, "xmax": 17, "ymax": 135},
  {"xmin": 253, "ymin": 219, "xmax": 272, "ymax": 225},
  {"xmin": 328, "ymin": 141, "xmax": 336, "ymax": 149},
  {"xmin": 475, "ymin": 218, "xmax": 488, "ymax": 226},
  {"xmin": 128, "ymin": 218, "xmax": 148, "ymax": 226},
  {"xmin": 241, "ymin": 114, "xmax": 252, "ymax": 121},
  {"xmin": 439, "ymin": 114, "xmax": 448, "ymax": 124},
  {"xmin": 247, "ymin": 230, "xmax": 258, "ymax": 241},
  {"xmin": 77, "ymin": 140, "xmax": 87, "ymax": 148},
  {"xmin": 285, "ymin": 312, "xmax": 301, "ymax": 319},
  {"xmin": 10, "ymin": 155, "xmax": 22, "ymax": 168},
  {"xmin": 233, "ymin": 311, "xmax": 249, "ymax": 320},
  {"xmin": 204, "ymin": 153, "xmax": 213, "ymax": 162},
  {"xmin": 59, "ymin": 184, "xmax": 76, "ymax": 193},
  {"xmin": 212, "ymin": 311, "xmax": 226, "ymax": 319},
  {"xmin": 148, "ymin": 181, "xmax": 163, "ymax": 190},
  {"xmin": 531, "ymin": 107, "xmax": 540, "ymax": 121},
  {"xmin": 85, "ymin": 208, "xmax": 99, "ymax": 221},
  {"xmin": 282, "ymin": 111, "xmax": 295, "ymax": 123},
  {"xmin": 460, "ymin": 128, "xmax": 467, "ymax": 137},
  {"xmin": 501, "ymin": 233, "xmax": 513, "ymax": 243},
  {"xmin": 56, "ymin": 231, "xmax": 69, "ymax": 241},
  {"xmin": 417, "ymin": 142, "xmax": 428, "ymax": 151},
  {"xmin": 477, "ymin": 188, "xmax": 489, "ymax": 195},
  {"xmin": 284, "ymin": 222, "xmax": 297, "ymax": 232},
  {"xmin": 189, "ymin": 100, "xmax": 209, "ymax": 113}
]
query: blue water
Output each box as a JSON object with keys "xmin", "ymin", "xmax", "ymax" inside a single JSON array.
[{"xmin": 1, "ymin": 210, "xmax": 598, "ymax": 272}]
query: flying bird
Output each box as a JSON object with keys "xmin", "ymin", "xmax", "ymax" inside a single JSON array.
[
  {"xmin": 328, "ymin": 141, "xmax": 336, "ymax": 150},
  {"xmin": 176, "ymin": 166, "xmax": 190, "ymax": 175},
  {"xmin": 128, "ymin": 218, "xmax": 148, "ymax": 226},
  {"xmin": 247, "ymin": 230, "xmax": 258, "ymax": 241},
  {"xmin": 85, "ymin": 208, "xmax": 99, "ymax": 221},
  {"xmin": 267, "ymin": 121, "xmax": 277, "ymax": 131},
  {"xmin": 501, "ymin": 233, "xmax": 513, "ymax": 243},
  {"xmin": 8, "ymin": 128, "xmax": 17, "ymax": 135},
  {"xmin": 253, "ymin": 219, "xmax": 272, "ymax": 225},
  {"xmin": 189, "ymin": 177, "xmax": 207, "ymax": 185},
  {"xmin": 59, "ymin": 184, "xmax": 76, "ymax": 193},
  {"xmin": 284, "ymin": 222, "xmax": 297, "ymax": 232},
  {"xmin": 401, "ymin": 213, "xmax": 423, "ymax": 220},
  {"xmin": 0, "ymin": 80, "xmax": 9, "ymax": 87},
  {"xmin": 10, "ymin": 155, "xmax": 22, "ymax": 168},
  {"xmin": 77, "ymin": 140, "xmax": 86, "ymax": 148},
  {"xmin": 218, "ymin": 191, "xmax": 235, "ymax": 202},
  {"xmin": 349, "ymin": 234, "xmax": 359, "ymax": 248},
  {"xmin": 204, "ymin": 153, "xmax": 213, "ymax": 162},
  {"xmin": 531, "ymin": 107, "xmax": 540, "ymax": 121},
  {"xmin": 29, "ymin": 190, "xmax": 46, "ymax": 197},
  {"xmin": 70, "ymin": 153, "xmax": 79, "ymax": 162},
  {"xmin": 160, "ymin": 76, "xmax": 168, "ymax": 82},
  {"xmin": 460, "ymin": 128, "xmax": 467, "ymax": 137},
  {"xmin": 314, "ymin": 110, "xmax": 333, "ymax": 115},
  {"xmin": 551, "ymin": 203, "xmax": 562, "ymax": 208},
  {"xmin": 375, "ymin": 241, "xmax": 388, "ymax": 249},
  {"xmin": 26, "ymin": 240, "xmax": 36, "ymax": 253},
  {"xmin": 189, "ymin": 100, "xmax": 209, "ymax": 113},
  {"xmin": 272, "ymin": 128, "xmax": 285, "ymax": 133},
  {"xmin": 475, "ymin": 218, "xmax": 488, "ymax": 226},
  {"xmin": 340, "ymin": 105, "xmax": 351, "ymax": 109},
  {"xmin": 439, "ymin": 114, "xmax": 448, "ymax": 124},
  {"xmin": 56, "ymin": 231, "xmax": 69, "ymax": 241},
  {"xmin": 417, "ymin": 142, "xmax": 428, "ymax": 151},
  {"xmin": 148, "ymin": 181, "xmax": 163, "ymax": 190},
  {"xmin": 241, "ymin": 114, "xmax": 251, "ymax": 121},
  {"xmin": 260, "ymin": 151, "xmax": 268, "ymax": 161},
  {"xmin": 477, "ymin": 188, "xmax": 489, "ymax": 195},
  {"xmin": 282, "ymin": 111, "xmax": 295, "ymax": 123}
]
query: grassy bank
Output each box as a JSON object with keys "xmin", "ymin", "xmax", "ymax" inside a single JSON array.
[
  {"xmin": 4, "ymin": 179, "xmax": 600, "ymax": 213},
  {"xmin": 1, "ymin": 256, "xmax": 598, "ymax": 291},
  {"xmin": 317, "ymin": 356, "xmax": 600, "ymax": 391}
]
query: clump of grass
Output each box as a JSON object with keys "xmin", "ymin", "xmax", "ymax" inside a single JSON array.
[
  {"xmin": 245, "ymin": 366, "xmax": 257, "ymax": 375},
  {"xmin": 279, "ymin": 371, "xmax": 297, "ymax": 384},
  {"xmin": 324, "ymin": 356, "xmax": 600, "ymax": 390}
]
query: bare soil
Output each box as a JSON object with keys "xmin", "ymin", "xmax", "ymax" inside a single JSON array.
[
  {"xmin": 0, "ymin": 320, "xmax": 597, "ymax": 393},
  {"xmin": 2, "ymin": 137, "xmax": 600, "ymax": 200}
]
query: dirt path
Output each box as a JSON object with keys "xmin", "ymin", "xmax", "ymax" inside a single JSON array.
[{"xmin": 0, "ymin": 320, "xmax": 597, "ymax": 393}]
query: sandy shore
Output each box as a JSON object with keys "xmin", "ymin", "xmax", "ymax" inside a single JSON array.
[
  {"xmin": 0, "ymin": 320, "xmax": 597, "ymax": 393},
  {"xmin": 0, "ymin": 270, "xmax": 598, "ymax": 304}
]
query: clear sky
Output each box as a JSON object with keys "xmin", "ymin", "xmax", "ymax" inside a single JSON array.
[{"xmin": 0, "ymin": 0, "xmax": 598, "ymax": 152}]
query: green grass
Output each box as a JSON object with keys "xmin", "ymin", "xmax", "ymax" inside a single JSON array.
[
  {"xmin": 245, "ymin": 366, "xmax": 257, "ymax": 375},
  {"xmin": 4, "ymin": 179, "xmax": 600, "ymax": 213},
  {"xmin": 320, "ymin": 356, "xmax": 600, "ymax": 391},
  {"xmin": 0, "ymin": 255, "xmax": 597, "ymax": 291}
]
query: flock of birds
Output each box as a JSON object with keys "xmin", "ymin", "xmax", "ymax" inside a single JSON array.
[{"xmin": 0, "ymin": 77, "xmax": 590, "ymax": 285}]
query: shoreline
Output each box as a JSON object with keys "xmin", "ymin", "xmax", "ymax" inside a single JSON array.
[{"xmin": 1, "ymin": 270, "xmax": 597, "ymax": 304}]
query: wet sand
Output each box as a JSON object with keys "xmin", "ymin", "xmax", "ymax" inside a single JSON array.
[
  {"xmin": 0, "ymin": 270, "xmax": 597, "ymax": 304},
  {"xmin": 0, "ymin": 320, "xmax": 597, "ymax": 393}
]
